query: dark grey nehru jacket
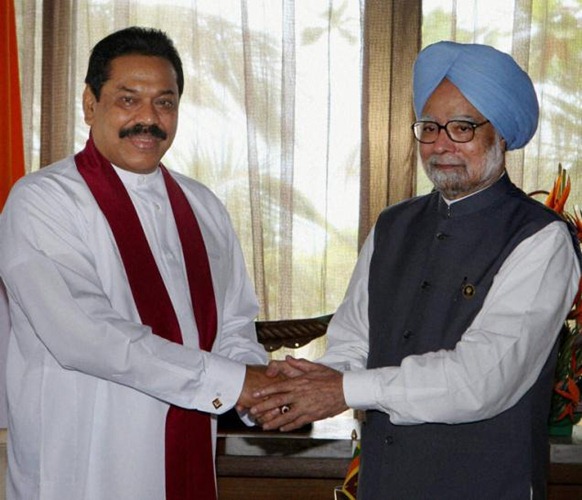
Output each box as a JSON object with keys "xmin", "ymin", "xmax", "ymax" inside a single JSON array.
[{"xmin": 358, "ymin": 174, "xmax": 576, "ymax": 500}]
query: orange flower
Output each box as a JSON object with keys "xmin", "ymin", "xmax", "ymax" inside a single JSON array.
[
  {"xmin": 567, "ymin": 276, "xmax": 582, "ymax": 325},
  {"xmin": 567, "ymin": 205, "xmax": 582, "ymax": 243},
  {"xmin": 555, "ymin": 376, "xmax": 580, "ymax": 404},
  {"xmin": 543, "ymin": 165, "xmax": 582, "ymax": 424},
  {"xmin": 545, "ymin": 164, "xmax": 571, "ymax": 215}
]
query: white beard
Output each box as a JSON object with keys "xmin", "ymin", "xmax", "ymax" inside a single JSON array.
[{"xmin": 424, "ymin": 139, "xmax": 505, "ymax": 199}]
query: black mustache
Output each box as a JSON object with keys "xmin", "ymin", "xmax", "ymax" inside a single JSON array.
[{"xmin": 119, "ymin": 123, "xmax": 167, "ymax": 140}]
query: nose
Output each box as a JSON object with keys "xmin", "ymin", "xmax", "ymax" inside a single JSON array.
[
  {"xmin": 431, "ymin": 127, "xmax": 456, "ymax": 153},
  {"xmin": 137, "ymin": 100, "xmax": 159, "ymax": 125}
]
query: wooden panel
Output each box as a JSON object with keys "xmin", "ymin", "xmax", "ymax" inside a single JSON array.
[
  {"xmin": 217, "ymin": 477, "xmax": 341, "ymax": 500},
  {"xmin": 547, "ymin": 485, "xmax": 582, "ymax": 500},
  {"xmin": 548, "ymin": 462, "xmax": 582, "ymax": 484},
  {"xmin": 217, "ymin": 455, "xmax": 350, "ymax": 479}
]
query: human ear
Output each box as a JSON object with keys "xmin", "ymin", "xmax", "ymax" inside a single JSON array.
[{"xmin": 82, "ymin": 85, "xmax": 97, "ymax": 126}]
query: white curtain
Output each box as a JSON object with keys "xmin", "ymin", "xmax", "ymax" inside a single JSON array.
[{"xmin": 13, "ymin": 0, "xmax": 581, "ymax": 364}]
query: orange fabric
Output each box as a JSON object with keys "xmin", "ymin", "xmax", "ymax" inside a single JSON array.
[{"xmin": 0, "ymin": 0, "xmax": 25, "ymax": 211}]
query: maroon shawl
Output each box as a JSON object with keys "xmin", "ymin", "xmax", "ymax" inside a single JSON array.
[{"xmin": 76, "ymin": 136, "xmax": 218, "ymax": 499}]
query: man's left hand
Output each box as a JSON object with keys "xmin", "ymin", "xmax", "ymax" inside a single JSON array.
[{"xmin": 250, "ymin": 356, "xmax": 348, "ymax": 431}]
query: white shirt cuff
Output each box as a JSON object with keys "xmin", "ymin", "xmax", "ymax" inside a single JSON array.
[
  {"xmin": 198, "ymin": 355, "xmax": 246, "ymax": 414},
  {"xmin": 343, "ymin": 369, "xmax": 375, "ymax": 409}
]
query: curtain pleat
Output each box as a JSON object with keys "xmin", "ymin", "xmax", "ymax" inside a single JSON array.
[
  {"xmin": 14, "ymin": 0, "xmax": 37, "ymax": 177},
  {"xmin": 40, "ymin": 0, "xmax": 76, "ymax": 167},
  {"xmin": 507, "ymin": 0, "xmax": 534, "ymax": 187},
  {"xmin": 359, "ymin": 0, "xmax": 420, "ymax": 248},
  {"xmin": 0, "ymin": 0, "xmax": 25, "ymax": 211},
  {"xmin": 278, "ymin": 0, "xmax": 296, "ymax": 319},
  {"xmin": 241, "ymin": 0, "xmax": 269, "ymax": 317}
]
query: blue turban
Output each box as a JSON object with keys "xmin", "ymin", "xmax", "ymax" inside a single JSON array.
[{"xmin": 413, "ymin": 41, "xmax": 539, "ymax": 151}]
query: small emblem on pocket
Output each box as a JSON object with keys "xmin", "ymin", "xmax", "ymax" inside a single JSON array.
[{"xmin": 462, "ymin": 283, "xmax": 476, "ymax": 299}]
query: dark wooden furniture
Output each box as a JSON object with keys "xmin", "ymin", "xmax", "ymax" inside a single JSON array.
[
  {"xmin": 217, "ymin": 455, "xmax": 349, "ymax": 500},
  {"xmin": 549, "ymin": 462, "xmax": 582, "ymax": 500},
  {"xmin": 548, "ymin": 434, "xmax": 582, "ymax": 499},
  {"xmin": 216, "ymin": 432, "xmax": 582, "ymax": 500},
  {"xmin": 216, "ymin": 417, "xmax": 356, "ymax": 500}
]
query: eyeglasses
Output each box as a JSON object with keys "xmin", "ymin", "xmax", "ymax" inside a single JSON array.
[{"xmin": 411, "ymin": 119, "xmax": 490, "ymax": 144}]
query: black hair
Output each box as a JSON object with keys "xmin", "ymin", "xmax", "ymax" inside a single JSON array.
[{"xmin": 84, "ymin": 26, "xmax": 184, "ymax": 100}]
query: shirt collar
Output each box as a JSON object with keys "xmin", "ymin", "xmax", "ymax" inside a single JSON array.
[
  {"xmin": 442, "ymin": 172, "xmax": 507, "ymax": 206},
  {"xmin": 437, "ymin": 172, "xmax": 514, "ymax": 218},
  {"xmin": 111, "ymin": 165, "xmax": 162, "ymax": 190}
]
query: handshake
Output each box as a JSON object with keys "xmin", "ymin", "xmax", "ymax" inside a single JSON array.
[{"xmin": 236, "ymin": 357, "xmax": 348, "ymax": 432}]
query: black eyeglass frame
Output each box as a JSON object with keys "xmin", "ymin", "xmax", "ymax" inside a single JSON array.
[{"xmin": 411, "ymin": 119, "xmax": 490, "ymax": 144}]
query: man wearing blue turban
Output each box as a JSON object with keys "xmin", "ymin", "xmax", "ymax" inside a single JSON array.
[{"xmin": 250, "ymin": 42, "xmax": 581, "ymax": 499}]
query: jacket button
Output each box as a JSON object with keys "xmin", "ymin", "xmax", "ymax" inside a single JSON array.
[
  {"xmin": 403, "ymin": 330, "xmax": 413, "ymax": 340},
  {"xmin": 436, "ymin": 232, "xmax": 448, "ymax": 240},
  {"xmin": 420, "ymin": 280, "xmax": 430, "ymax": 289},
  {"xmin": 385, "ymin": 436, "xmax": 394, "ymax": 445}
]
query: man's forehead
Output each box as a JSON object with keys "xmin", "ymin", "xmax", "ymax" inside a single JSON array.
[
  {"xmin": 107, "ymin": 54, "xmax": 177, "ymax": 79},
  {"xmin": 103, "ymin": 55, "xmax": 179, "ymax": 91},
  {"xmin": 110, "ymin": 84, "xmax": 177, "ymax": 96}
]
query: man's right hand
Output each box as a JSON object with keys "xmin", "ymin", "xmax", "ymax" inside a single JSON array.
[{"xmin": 235, "ymin": 364, "xmax": 286, "ymax": 411}]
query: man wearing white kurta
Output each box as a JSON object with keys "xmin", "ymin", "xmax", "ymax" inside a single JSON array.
[{"xmin": 0, "ymin": 27, "xmax": 269, "ymax": 500}]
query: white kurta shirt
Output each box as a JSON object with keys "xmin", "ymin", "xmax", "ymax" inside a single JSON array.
[
  {"xmin": 0, "ymin": 156, "xmax": 266, "ymax": 500},
  {"xmin": 321, "ymin": 218, "xmax": 580, "ymax": 425}
]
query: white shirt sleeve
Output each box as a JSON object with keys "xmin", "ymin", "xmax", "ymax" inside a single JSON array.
[
  {"xmin": 317, "ymin": 230, "xmax": 374, "ymax": 371},
  {"xmin": 321, "ymin": 221, "xmax": 580, "ymax": 425}
]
